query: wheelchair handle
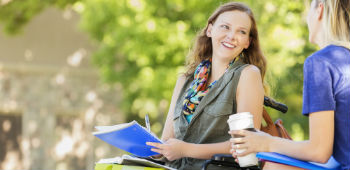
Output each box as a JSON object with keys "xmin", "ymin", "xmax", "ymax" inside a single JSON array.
[{"xmin": 264, "ymin": 96, "xmax": 288, "ymax": 113}]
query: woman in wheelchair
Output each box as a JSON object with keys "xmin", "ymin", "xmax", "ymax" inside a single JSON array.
[
  {"xmin": 146, "ymin": 2, "xmax": 267, "ymax": 170},
  {"xmin": 230, "ymin": 0, "xmax": 350, "ymax": 170}
]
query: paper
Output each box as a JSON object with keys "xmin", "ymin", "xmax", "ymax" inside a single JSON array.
[{"xmin": 96, "ymin": 154, "xmax": 176, "ymax": 170}]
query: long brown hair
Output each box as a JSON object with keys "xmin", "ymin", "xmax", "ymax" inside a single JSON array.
[{"xmin": 185, "ymin": 2, "xmax": 267, "ymax": 84}]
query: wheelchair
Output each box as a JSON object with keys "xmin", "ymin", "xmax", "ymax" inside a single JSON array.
[{"xmin": 202, "ymin": 97, "xmax": 288, "ymax": 170}]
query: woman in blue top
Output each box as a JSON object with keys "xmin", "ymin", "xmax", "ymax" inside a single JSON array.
[{"xmin": 229, "ymin": 0, "xmax": 350, "ymax": 169}]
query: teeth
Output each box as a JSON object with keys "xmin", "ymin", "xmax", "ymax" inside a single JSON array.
[{"xmin": 222, "ymin": 42, "xmax": 235, "ymax": 48}]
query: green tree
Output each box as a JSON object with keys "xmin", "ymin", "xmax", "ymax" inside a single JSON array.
[
  {"xmin": 0, "ymin": 0, "xmax": 315, "ymax": 139},
  {"xmin": 0, "ymin": 0, "xmax": 78, "ymax": 34}
]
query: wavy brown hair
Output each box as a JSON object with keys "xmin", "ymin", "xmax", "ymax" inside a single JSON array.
[{"xmin": 185, "ymin": 2, "xmax": 267, "ymax": 84}]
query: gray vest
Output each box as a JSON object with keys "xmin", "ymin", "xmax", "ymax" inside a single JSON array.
[{"xmin": 168, "ymin": 59, "xmax": 248, "ymax": 170}]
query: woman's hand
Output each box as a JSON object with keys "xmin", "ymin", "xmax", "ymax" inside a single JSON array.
[
  {"xmin": 146, "ymin": 138, "xmax": 188, "ymax": 161},
  {"xmin": 228, "ymin": 130, "xmax": 271, "ymax": 157},
  {"xmin": 229, "ymin": 145, "xmax": 239, "ymax": 163}
]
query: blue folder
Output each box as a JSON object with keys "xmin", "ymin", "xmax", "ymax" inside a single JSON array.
[
  {"xmin": 93, "ymin": 121, "xmax": 163, "ymax": 157},
  {"xmin": 256, "ymin": 152, "xmax": 341, "ymax": 170}
]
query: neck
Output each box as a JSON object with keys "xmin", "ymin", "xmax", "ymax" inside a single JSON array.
[
  {"xmin": 314, "ymin": 27, "xmax": 328, "ymax": 48},
  {"xmin": 316, "ymin": 35, "xmax": 328, "ymax": 48},
  {"xmin": 209, "ymin": 57, "xmax": 235, "ymax": 84}
]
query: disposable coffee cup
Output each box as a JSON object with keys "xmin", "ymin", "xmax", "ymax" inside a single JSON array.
[{"xmin": 227, "ymin": 112, "xmax": 258, "ymax": 167}]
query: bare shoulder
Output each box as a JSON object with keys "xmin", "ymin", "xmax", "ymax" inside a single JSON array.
[
  {"xmin": 176, "ymin": 74, "xmax": 187, "ymax": 87},
  {"xmin": 177, "ymin": 74, "xmax": 186, "ymax": 82},
  {"xmin": 173, "ymin": 74, "xmax": 187, "ymax": 94},
  {"xmin": 241, "ymin": 65, "xmax": 261, "ymax": 77},
  {"xmin": 237, "ymin": 64, "xmax": 263, "ymax": 92}
]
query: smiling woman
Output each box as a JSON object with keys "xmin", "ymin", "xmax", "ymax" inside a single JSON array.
[{"xmin": 146, "ymin": 2, "xmax": 266, "ymax": 170}]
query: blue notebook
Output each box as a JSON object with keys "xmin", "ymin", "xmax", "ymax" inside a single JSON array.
[
  {"xmin": 256, "ymin": 152, "xmax": 341, "ymax": 170},
  {"xmin": 93, "ymin": 121, "xmax": 162, "ymax": 157}
]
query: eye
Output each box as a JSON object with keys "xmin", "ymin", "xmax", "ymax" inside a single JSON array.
[
  {"xmin": 220, "ymin": 24, "xmax": 230, "ymax": 30},
  {"xmin": 240, "ymin": 30, "xmax": 247, "ymax": 35}
]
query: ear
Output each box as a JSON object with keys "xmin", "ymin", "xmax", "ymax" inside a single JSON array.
[
  {"xmin": 206, "ymin": 24, "xmax": 213, "ymax": 37},
  {"xmin": 317, "ymin": 2, "xmax": 324, "ymax": 20}
]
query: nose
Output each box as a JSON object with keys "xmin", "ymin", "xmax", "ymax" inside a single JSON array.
[{"xmin": 226, "ymin": 31, "xmax": 236, "ymax": 41}]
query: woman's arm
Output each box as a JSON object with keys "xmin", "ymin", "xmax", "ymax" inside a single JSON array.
[
  {"xmin": 231, "ymin": 110, "xmax": 334, "ymax": 163},
  {"xmin": 236, "ymin": 65, "xmax": 264, "ymax": 129},
  {"xmin": 269, "ymin": 110, "xmax": 334, "ymax": 163},
  {"xmin": 147, "ymin": 139, "xmax": 231, "ymax": 161},
  {"xmin": 160, "ymin": 74, "xmax": 186, "ymax": 141}
]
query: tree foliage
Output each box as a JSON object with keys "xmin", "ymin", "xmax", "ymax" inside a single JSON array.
[
  {"xmin": 0, "ymin": 0, "xmax": 316, "ymax": 139},
  {"xmin": 0, "ymin": 0, "xmax": 78, "ymax": 34}
]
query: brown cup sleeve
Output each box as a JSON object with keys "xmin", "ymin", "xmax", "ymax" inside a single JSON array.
[{"xmin": 233, "ymin": 128, "xmax": 256, "ymax": 138}]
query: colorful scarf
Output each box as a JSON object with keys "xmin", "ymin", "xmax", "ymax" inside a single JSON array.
[{"xmin": 182, "ymin": 58, "xmax": 235, "ymax": 117}]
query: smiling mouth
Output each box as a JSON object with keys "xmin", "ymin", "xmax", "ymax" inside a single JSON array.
[{"xmin": 222, "ymin": 42, "xmax": 235, "ymax": 49}]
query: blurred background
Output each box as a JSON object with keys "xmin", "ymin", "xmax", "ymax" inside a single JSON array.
[{"xmin": 0, "ymin": 0, "xmax": 315, "ymax": 169}]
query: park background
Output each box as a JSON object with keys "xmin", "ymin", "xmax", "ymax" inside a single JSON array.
[{"xmin": 0, "ymin": 0, "xmax": 316, "ymax": 169}]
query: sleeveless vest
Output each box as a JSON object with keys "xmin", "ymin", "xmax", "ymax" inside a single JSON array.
[{"xmin": 168, "ymin": 59, "xmax": 249, "ymax": 170}]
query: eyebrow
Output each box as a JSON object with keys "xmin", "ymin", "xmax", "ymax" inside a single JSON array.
[
  {"xmin": 220, "ymin": 21, "xmax": 249, "ymax": 30},
  {"xmin": 238, "ymin": 27, "xmax": 249, "ymax": 31}
]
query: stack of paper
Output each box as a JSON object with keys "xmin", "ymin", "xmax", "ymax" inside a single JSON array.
[{"xmin": 96, "ymin": 155, "xmax": 175, "ymax": 170}]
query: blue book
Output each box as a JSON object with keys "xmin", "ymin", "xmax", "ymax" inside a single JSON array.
[
  {"xmin": 256, "ymin": 152, "xmax": 341, "ymax": 170},
  {"xmin": 93, "ymin": 121, "xmax": 163, "ymax": 157}
]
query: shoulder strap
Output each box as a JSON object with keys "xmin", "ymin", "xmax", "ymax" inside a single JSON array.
[{"xmin": 261, "ymin": 108, "xmax": 279, "ymax": 137}]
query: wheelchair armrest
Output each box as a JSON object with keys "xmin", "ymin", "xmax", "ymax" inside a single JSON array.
[
  {"xmin": 201, "ymin": 154, "xmax": 240, "ymax": 170},
  {"xmin": 210, "ymin": 154, "xmax": 236, "ymax": 163},
  {"xmin": 202, "ymin": 154, "xmax": 261, "ymax": 170},
  {"xmin": 264, "ymin": 96, "xmax": 288, "ymax": 113}
]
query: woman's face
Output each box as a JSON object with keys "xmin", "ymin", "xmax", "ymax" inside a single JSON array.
[{"xmin": 207, "ymin": 10, "xmax": 251, "ymax": 62}]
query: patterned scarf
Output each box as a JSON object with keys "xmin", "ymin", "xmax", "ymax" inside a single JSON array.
[{"xmin": 182, "ymin": 58, "xmax": 235, "ymax": 116}]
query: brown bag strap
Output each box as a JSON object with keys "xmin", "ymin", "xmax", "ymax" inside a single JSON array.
[
  {"xmin": 262, "ymin": 108, "xmax": 274, "ymax": 125},
  {"xmin": 275, "ymin": 119, "xmax": 292, "ymax": 140},
  {"xmin": 261, "ymin": 108, "xmax": 292, "ymax": 140},
  {"xmin": 261, "ymin": 108, "xmax": 280, "ymax": 137}
]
